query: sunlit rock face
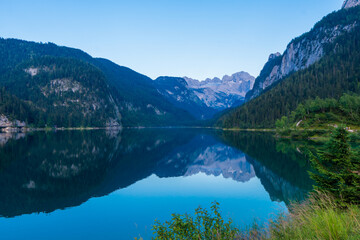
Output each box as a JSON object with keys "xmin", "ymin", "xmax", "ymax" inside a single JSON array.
[
  {"xmin": 342, "ymin": 0, "xmax": 360, "ymax": 9},
  {"xmin": 184, "ymin": 72, "xmax": 255, "ymax": 110},
  {"xmin": 0, "ymin": 114, "xmax": 25, "ymax": 128},
  {"xmin": 246, "ymin": 5, "xmax": 359, "ymax": 101}
]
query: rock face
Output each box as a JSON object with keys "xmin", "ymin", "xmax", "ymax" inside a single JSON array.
[
  {"xmin": 342, "ymin": 0, "xmax": 360, "ymax": 9},
  {"xmin": 153, "ymin": 72, "xmax": 255, "ymax": 119},
  {"xmin": 184, "ymin": 72, "xmax": 255, "ymax": 110},
  {"xmin": 0, "ymin": 115, "xmax": 25, "ymax": 128},
  {"xmin": 246, "ymin": 11, "xmax": 358, "ymax": 101}
]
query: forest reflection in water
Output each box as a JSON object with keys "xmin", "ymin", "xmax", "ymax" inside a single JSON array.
[{"xmin": 0, "ymin": 129, "xmax": 314, "ymax": 239}]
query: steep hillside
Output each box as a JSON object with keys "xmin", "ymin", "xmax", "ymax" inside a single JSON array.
[
  {"xmin": 153, "ymin": 77, "xmax": 217, "ymax": 119},
  {"xmin": 93, "ymin": 59, "xmax": 194, "ymax": 126},
  {"xmin": 0, "ymin": 38, "xmax": 194, "ymax": 127},
  {"xmin": 275, "ymin": 93, "xmax": 360, "ymax": 131},
  {"xmin": 217, "ymin": 6, "xmax": 360, "ymax": 129},
  {"xmin": 0, "ymin": 56, "xmax": 121, "ymax": 128},
  {"xmin": 246, "ymin": 5, "xmax": 359, "ymax": 101},
  {"xmin": 0, "ymin": 88, "xmax": 32, "ymax": 127}
]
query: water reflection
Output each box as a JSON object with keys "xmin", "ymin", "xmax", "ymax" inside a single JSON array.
[
  {"xmin": 219, "ymin": 131, "xmax": 314, "ymax": 203},
  {"xmin": 0, "ymin": 129, "xmax": 313, "ymax": 219}
]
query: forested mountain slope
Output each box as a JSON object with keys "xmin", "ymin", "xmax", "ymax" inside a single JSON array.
[
  {"xmin": 217, "ymin": 6, "xmax": 360, "ymax": 129},
  {"xmin": 0, "ymin": 38, "xmax": 194, "ymax": 127},
  {"xmin": 0, "ymin": 56, "xmax": 121, "ymax": 127},
  {"xmin": 246, "ymin": 5, "xmax": 360, "ymax": 101}
]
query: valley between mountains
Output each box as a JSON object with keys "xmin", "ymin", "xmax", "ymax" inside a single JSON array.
[{"xmin": 1, "ymin": 2, "xmax": 360, "ymax": 132}]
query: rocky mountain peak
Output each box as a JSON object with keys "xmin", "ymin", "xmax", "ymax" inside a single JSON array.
[
  {"xmin": 268, "ymin": 52, "xmax": 281, "ymax": 61},
  {"xmin": 342, "ymin": 0, "xmax": 360, "ymax": 9},
  {"xmin": 245, "ymin": 8, "xmax": 359, "ymax": 102},
  {"xmin": 178, "ymin": 72, "xmax": 255, "ymax": 111}
]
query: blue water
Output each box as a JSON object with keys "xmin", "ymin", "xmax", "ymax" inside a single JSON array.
[{"xmin": 0, "ymin": 129, "xmax": 312, "ymax": 239}]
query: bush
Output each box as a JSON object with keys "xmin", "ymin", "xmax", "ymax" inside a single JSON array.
[
  {"xmin": 151, "ymin": 202, "xmax": 240, "ymax": 240},
  {"xmin": 145, "ymin": 194, "xmax": 360, "ymax": 240}
]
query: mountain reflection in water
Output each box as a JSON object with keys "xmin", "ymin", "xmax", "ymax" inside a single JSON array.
[{"xmin": 0, "ymin": 129, "xmax": 313, "ymax": 219}]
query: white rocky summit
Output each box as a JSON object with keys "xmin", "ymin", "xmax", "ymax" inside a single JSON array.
[
  {"xmin": 184, "ymin": 72, "xmax": 255, "ymax": 110},
  {"xmin": 342, "ymin": 0, "xmax": 360, "ymax": 9}
]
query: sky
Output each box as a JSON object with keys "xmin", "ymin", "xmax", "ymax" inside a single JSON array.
[{"xmin": 0, "ymin": 0, "xmax": 345, "ymax": 80}]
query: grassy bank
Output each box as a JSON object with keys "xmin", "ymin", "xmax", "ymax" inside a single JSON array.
[
  {"xmin": 144, "ymin": 194, "xmax": 360, "ymax": 240},
  {"xmin": 244, "ymin": 194, "xmax": 360, "ymax": 240}
]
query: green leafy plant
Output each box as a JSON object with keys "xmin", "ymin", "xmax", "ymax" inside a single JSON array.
[{"xmin": 152, "ymin": 202, "xmax": 240, "ymax": 240}]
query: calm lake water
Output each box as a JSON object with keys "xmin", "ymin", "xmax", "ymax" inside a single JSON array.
[{"xmin": 0, "ymin": 129, "xmax": 314, "ymax": 239}]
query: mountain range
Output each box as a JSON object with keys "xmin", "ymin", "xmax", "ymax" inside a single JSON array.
[
  {"xmin": 154, "ymin": 73, "xmax": 255, "ymax": 119},
  {"xmin": 1, "ymin": 1, "xmax": 359, "ymax": 129},
  {"xmin": 0, "ymin": 38, "xmax": 254, "ymax": 127}
]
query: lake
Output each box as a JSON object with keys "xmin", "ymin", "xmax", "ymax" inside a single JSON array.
[{"xmin": 0, "ymin": 129, "xmax": 314, "ymax": 239}]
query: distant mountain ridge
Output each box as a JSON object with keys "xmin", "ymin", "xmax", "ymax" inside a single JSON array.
[
  {"xmin": 153, "ymin": 77, "xmax": 217, "ymax": 119},
  {"xmin": 184, "ymin": 72, "xmax": 255, "ymax": 110},
  {"xmin": 152, "ymin": 72, "xmax": 255, "ymax": 120},
  {"xmin": 0, "ymin": 37, "xmax": 255, "ymax": 126}
]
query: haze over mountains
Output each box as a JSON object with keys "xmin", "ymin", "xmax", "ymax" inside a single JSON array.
[{"xmin": 0, "ymin": 1, "xmax": 359, "ymax": 129}]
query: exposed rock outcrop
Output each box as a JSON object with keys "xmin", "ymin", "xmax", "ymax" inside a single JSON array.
[
  {"xmin": 184, "ymin": 72, "xmax": 255, "ymax": 110},
  {"xmin": 246, "ymin": 18, "xmax": 358, "ymax": 101},
  {"xmin": 342, "ymin": 0, "xmax": 360, "ymax": 9},
  {"xmin": 0, "ymin": 115, "xmax": 25, "ymax": 128}
]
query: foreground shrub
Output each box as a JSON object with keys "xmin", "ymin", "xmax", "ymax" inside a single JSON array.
[
  {"xmin": 151, "ymin": 201, "xmax": 240, "ymax": 240},
  {"xmin": 148, "ymin": 193, "xmax": 360, "ymax": 240}
]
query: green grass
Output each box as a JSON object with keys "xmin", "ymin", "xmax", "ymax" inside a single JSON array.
[
  {"xmin": 147, "ymin": 194, "xmax": 360, "ymax": 240},
  {"xmin": 262, "ymin": 193, "xmax": 360, "ymax": 240}
]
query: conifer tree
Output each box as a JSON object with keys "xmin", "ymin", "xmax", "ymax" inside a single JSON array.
[{"xmin": 310, "ymin": 126, "xmax": 360, "ymax": 205}]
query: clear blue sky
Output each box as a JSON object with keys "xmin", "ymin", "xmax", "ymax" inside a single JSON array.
[{"xmin": 0, "ymin": 0, "xmax": 344, "ymax": 80}]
